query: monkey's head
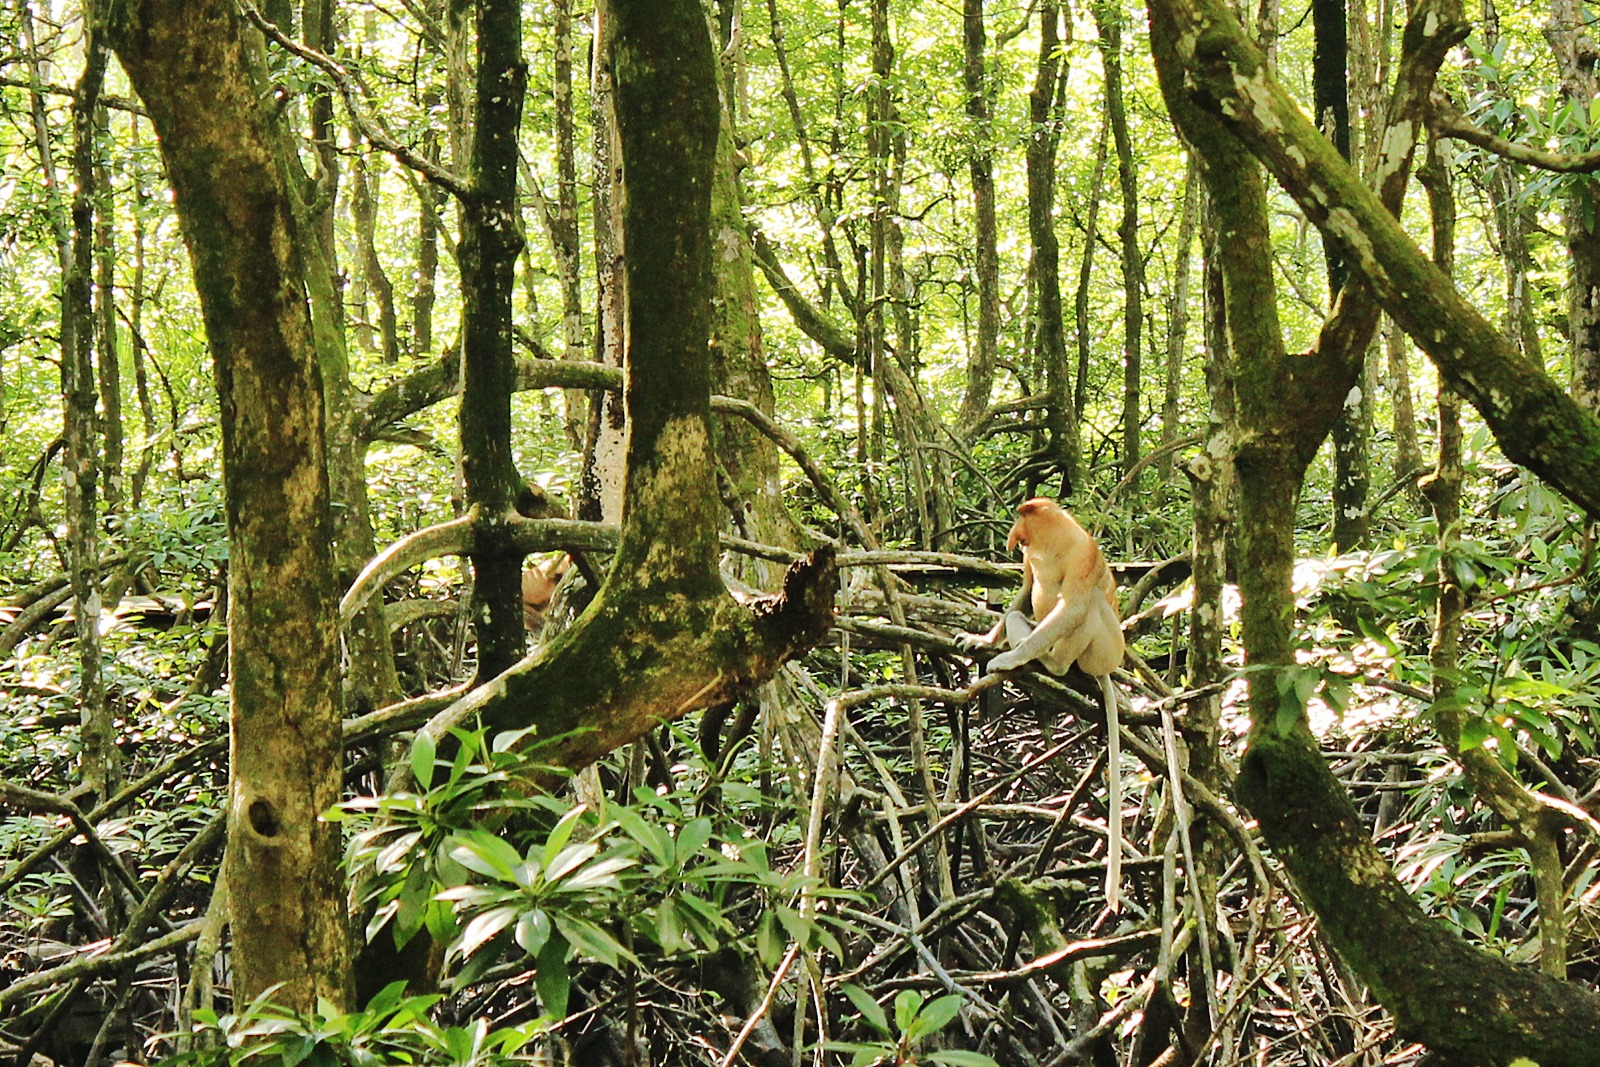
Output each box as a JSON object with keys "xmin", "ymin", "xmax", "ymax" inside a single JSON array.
[{"xmin": 1007, "ymin": 497, "xmax": 1066, "ymax": 551}]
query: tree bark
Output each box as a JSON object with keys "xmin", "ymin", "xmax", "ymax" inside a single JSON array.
[
  {"xmin": 352, "ymin": 155, "xmax": 400, "ymax": 364},
  {"xmin": 957, "ymin": 0, "xmax": 1000, "ymax": 436},
  {"xmin": 550, "ymin": 0, "xmax": 587, "ymax": 450},
  {"xmin": 1151, "ymin": 0, "xmax": 1600, "ymax": 520},
  {"xmin": 1073, "ymin": 126, "xmax": 1109, "ymax": 437},
  {"xmin": 1159, "ymin": 160, "xmax": 1199, "ymax": 482},
  {"xmin": 1548, "ymin": 0, "xmax": 1600, "ymax": 413},
  {"xmin": 93, "ymin": 102, "xmax": 125, "ymax": 525},
  {"xmin": 1149, "ymin": 0, "xmax": 1600, "ymax": 1058},
  {"xmin": 108, "ymin": 0, "xmax": 351, "ymax": 1011},
  {"xmin": 458, "ymin": 0, "xmax": 530, "ymax": 684},
  {"xmin": 61, "ymin": 13, "xmax": 118, "ymax": 803},
  {"xmin": 579, "ymin": 7, "xmax": 627, "ymax": 524},
  {"xmin": 1096, "ymin": 0, "xmax": 1145, "ymax": 479},
  {"xmin": 708, "ymin": 21, "xmax": 802, "ymax": 566},
  {"xmin": 1029, "ymin": 0, "xmax": 1080, "ymax": 492},
  {"xmin": 1384, "ymin": 319, "xmax": 1424, "ymax": 491},
  {"xmin": 411, "ymin": 0, "xmax": 451, "ymax": 357},
  {"xmin": 1316, "ymin": 0, "xmax": 1372, "ymax": 553}
]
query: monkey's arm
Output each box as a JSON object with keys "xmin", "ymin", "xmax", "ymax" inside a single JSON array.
[
  {"xmin": 957, "ymin": 561, "xmax": 1034, "ymax": 651},
  {"xmin": 987, "ymin": 591, "xmax": 1093, "ymax": 673}
]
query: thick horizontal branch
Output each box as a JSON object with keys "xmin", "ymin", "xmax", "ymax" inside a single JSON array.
[
  {"xmin": 1430, "ymin": 92, "xmax": 1600, "ymax": 174},
  {"xmin": 354, "ymin": 354, "xmax": 621, "ymax": 442},
  {"xmin": 410, "ymin": 547, "xmax": 839, "ymax": 777},
  {"xmin": 339, "ymin": 515, "xmax": 617, "ymax": 622},
  {"xmin": 0, "ymin": 76, "xmax": 146, "ymax": 116},
  {"xmin": 0, "ymin": 919, "xmax": 204, "ymax": 1012}
]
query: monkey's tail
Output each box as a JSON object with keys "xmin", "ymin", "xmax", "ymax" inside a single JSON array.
[{"xmin": 1101, "ymin": 674, "xmax": 1122, "ymax": 912}]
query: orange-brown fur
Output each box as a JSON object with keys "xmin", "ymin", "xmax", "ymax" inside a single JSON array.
[
  {"xmin": 521, "ymin": 554, "xmax": 570, "ymax": 631},
  {"xmin": 961, "ymin": 498, "xmax": 1127, "ymax": 908}
]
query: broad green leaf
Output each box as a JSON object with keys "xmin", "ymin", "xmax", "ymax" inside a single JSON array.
[
  {"xmin": 812, "ymin": 915, "xmax": 848, "ymax": 959},
  {"xmin": 1452, "ymin": 557, "xmax": 1481, "ymax": 589},
  {"xmin": 675, "ymin": 891, "xmax": 734, "ymax": 936},
  {"xmin": 435, "ymin": 883, "xmax": 492, "ymax": 906},
  {"xmin": 906, "ymin": 993, "xmax": 965, "ymax": 1040},
  {"xmin": 676, "ymin": 817, "xmax": 714, "ymax": 859},
  {"xmin": 515, "ymin": 907, "xmax": 552, "ymax": 957},
  {"xmin": 410, "ymin": 731, "xmax": 437, "ymax": 790},
  {"xmin": 559, "ymin": 853, "xmax": 635, "ymax": 892},
  {"xmin": 656, "ymin": 897, "xmax": 685, "ymax": 953},
  {"xmin": 927, "ymin": 1051, "xmax": 1002, "ymax": 1066},
  {"xmin": 821, "ymin": 1041, "xmax": 892, "ymax": 1067},
  {"xmin": 544, "ymin": 840, "xmax": 602, "ymax": 884},
  {"xmin": 840, "ymin": 983, "xmax": 889, "ymax": 1036},
  {"xmin": 772, "ymin": 904, "xmax": 809, "ymax": 946},
  {"xmin": 1459, "ymin": 717, "xmax": 1492, "ymax": 751},
  {"xmin": 361, "ymin": 981, "xmax": 409, "ymax": 1018},
  {"xmin": 612, "ymin": 805, "xmax": 674, "ymax": 865},
  {"xmin": 539, "ymin": 803, "xmax": 590, "ymax": 870},
  {"xmin": 393, "ymin": 861, "xmax": 435, "ymax": 947},
  {"xmin": 457, "ymin": 905, "xmax": 519, "ymax": 958},
  {"xmin": 894, "ymin": 989, "xmax": 925, "ymax": 1032},
  {"xmin": 449, "ymin": 927, "xmax": 512, "ymax": 989},
  {"xmin": 373, "ymin": 830, "xmax": 423, "ymax": 875},
  {"xmin": 555, "ymin": 915, "xmax": 630, "ymax": 967},
  {"xmin": 447, "ymin": 831, "xmax": 524, "ymax": 882},
  {"xmin": 536, "ymin": 935, "xmax": 570, "ymax": 1018},
  {"xmin": 755, "ymin": 910, "xmax": 782, "ymax": 966},
  {"xmin": 277, "ymin": 1035, "xmax": 314, "ymax": 1067}
]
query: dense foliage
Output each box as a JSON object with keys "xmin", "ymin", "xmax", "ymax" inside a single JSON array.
[{"xmin": 2, "ymin": 0, "xmax": 1599, "ymax": 1064}]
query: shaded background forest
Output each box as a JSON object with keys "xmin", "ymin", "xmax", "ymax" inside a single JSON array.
[{"xmin": 3, "ymin": 0, "xmax": 1600, "ymax": 1064}]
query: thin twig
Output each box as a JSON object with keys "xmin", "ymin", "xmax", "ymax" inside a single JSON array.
[{"xmin": 237, "ymin": 0, "xmax": 472, "ymax": 199}]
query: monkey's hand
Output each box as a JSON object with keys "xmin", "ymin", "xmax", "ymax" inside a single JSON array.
[
  {"xmin": 956, "ymin": 628, "xmax": 1000, "ymax": 653},
  {"xmin": 985, "ymin": 612, "xmax": 1041, "ymax": 672},
  {"xmin": 959, "ymin": 611, "xmax": 1032, "ymax": 657},
  {"xmin": 988, "ymin": 647, "xmax": 1029, "ymax": 672}
]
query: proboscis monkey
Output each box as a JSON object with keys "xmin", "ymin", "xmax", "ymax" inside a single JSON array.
[
  {"xmin": 960, "ymin": 497, "xmax": 1128, "ymax": 909},
  {"xmin": 521, "ymin": 554, "xmax": 571, "ymax": 632}
]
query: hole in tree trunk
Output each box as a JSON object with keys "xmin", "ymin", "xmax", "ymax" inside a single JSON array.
[{"xmin": 248, "ymin": 798, "xmax": 281, "ymax": 837}]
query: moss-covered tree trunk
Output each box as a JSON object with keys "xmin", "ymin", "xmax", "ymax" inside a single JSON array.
[
  {"xmin": 1094, "ymin": 0, "xmax": 1145, "ymax": 480},
  {"xmin": 707, "ymin": 29, "xmax": 801, "ymax": 566},
  {"xmin": 64, "ymin": 19, "xmax": 118, "ymax": 805},
  {"xmin": 1149, "ymin": 0, "xmax": 1600, "ymax": 1059},
  {"xmin": 276, "ymin": 43, "xmax": 404, "ymax": 719},
  {"xmin": 956, "ymin": 0, "xmax": 999, "ymax": 436},
  {"xmin": 458, "ymin": 0, "xmax": 529, "ymax": 684},
  {"xmin": 1549, "ymin": 0, "xmax": 1600, "ymax": 415},
  {"xmin": 108, "ymin": 0, "xmax": 351, "ymax": 1011},
  {"xmin": 1158, "ymin": 163, "xmax": 1198, "ymax": 483},
  {"xmin": 414, "ymin": 0, "xmax": 835, "ymax": 773},
  {"xmin": 1029, "ymin": 0, "xmax": 1080, "ymax": 491}
]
